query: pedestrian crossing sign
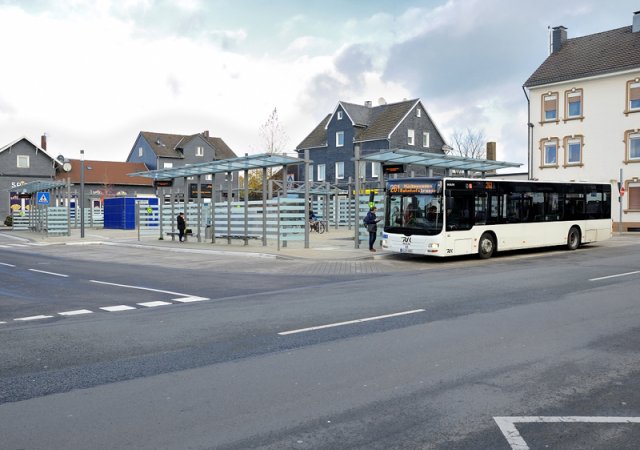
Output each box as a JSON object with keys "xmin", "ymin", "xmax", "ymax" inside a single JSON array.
[{"xmin": 36, "ymin": 192, "xmax": 50, "ymax": 205}]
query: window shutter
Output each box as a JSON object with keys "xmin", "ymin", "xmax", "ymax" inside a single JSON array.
[
  {"xmin": 544, "ymin": 99, "xmax": 556, "ymax": 111},
  {"xmin": 630, "ymin": 84, "xmax": 640, "ymax": 101}
]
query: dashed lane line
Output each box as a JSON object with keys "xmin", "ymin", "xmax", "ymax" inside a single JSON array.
[
  {"xmin": 589, "ymin": 270, "xmax": 640, "ymax": 281},
  {"xmin": 137, "ymin": 301, "xmax": 172, "ymax": 307},
  {"xmin": 278, "ymin": 309, "xmax": 426, "ymax": 336},
  {"xmin": 100, "ymin": 305, "xmax": 137, "ymax": 312},
  {"xmin": 14, "ymin": 315, "xmax": 55, "ymax": 321},
  {"xmin": 494, "ymin": 416, "xmax": 640, "ymax": 450},
  {"xmin": 0, "ymin": 262, "xmax": 16, "ymax": 267},
  {"xmin": 28, "ymin": 269, "xmax": 69, "ymax": 277},
  {"xmin": 58, "ymin": 309, "xmax": 94, "ymax": 316}
]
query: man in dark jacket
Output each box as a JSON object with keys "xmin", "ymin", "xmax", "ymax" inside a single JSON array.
[
  {"xmin": 177, "ymin": 212, "xmax": 186, "ymax": 242},
  {"xmin": 364, "ymin": 206, "xmax": 381, "ymax": 252}
]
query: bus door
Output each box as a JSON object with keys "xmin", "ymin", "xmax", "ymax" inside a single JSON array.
[{"xmin": 445, "ymin": 190, "xmax": 474, "ymax": 231}]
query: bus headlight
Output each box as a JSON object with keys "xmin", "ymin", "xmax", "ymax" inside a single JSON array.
[{"xmin": 427, "ymin": 242, "xmax": 439, "ymax": 253}]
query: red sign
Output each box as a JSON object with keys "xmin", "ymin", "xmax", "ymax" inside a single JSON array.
[{"xmin": 620, "ymin": 186, "xmax": 625, "ymax": 196}]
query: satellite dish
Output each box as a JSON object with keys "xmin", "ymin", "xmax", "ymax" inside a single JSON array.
[
  {"xmin": 56, "ymin": 154, "xmax": 65, "ymax": 163},
  {"xmin": 63, "ymin": 162, "xmax": 72, "ymax": 172}
]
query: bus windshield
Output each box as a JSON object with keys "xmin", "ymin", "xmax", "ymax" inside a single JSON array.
[{"xmin": 386, "ymin": 182, "xmax": 444, "ymax": 235}]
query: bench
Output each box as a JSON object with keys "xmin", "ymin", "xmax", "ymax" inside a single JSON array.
[
  {"xmin": 215, "ymin": 234, "xmax": 262, "ymax": 240},
  {"xmin": 165, "ymin": 230, "xmax": 193, "ymax": 239}
]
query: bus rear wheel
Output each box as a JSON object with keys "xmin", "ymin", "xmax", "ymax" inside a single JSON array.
[
  {"xmin": 567, "ymin": 226, "xmax": 581, "ymax": 250},
  {"xmin": 478, "ymin": 233, "xmax": 495, "ymax": 259}
]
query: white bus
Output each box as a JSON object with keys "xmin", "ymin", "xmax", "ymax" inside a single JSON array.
[{"xmin": 381, "ymin": 178, "xmax": 612, "ymax": 258}]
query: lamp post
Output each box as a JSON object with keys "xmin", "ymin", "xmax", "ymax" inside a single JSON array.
[{"xmin": 80, "ymin": 149, "xmax": 85, "ymax": 238}]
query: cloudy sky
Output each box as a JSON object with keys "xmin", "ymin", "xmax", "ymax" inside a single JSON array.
[{"xmin": 0, "ymin": 0, "xmax": 637, "ymax": 171}]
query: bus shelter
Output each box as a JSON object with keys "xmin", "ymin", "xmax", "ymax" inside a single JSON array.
[
  {"xmin": 10, "ymin": 179, "xmax": 72, "ymax": 235},
  {"xmin": 129, "ymin": 153, "xmax": 320, "ymax": 248},
  {"xmin": 353, "ymin": 148, "xmax": 522, "ymax": 248}
]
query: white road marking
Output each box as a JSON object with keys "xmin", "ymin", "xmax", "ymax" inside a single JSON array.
[
  {"xmin": 278, "ymin": 309, "xmax": 426, "ymax": 336},
  {"xmin": 0, "ymin": 321, "xmax": 7, "ymax": 324},
  {"xmin": 0, "ymin": 233, "xmax": 30, "ymax": 242},
  {"xmin": 494, "ymin": 416, "xmax": 640, "ymax": 450},
  {"xmin": 100, "ymin": 305, "xmax": 136, "ymax": 312},
  {"xmin": 90, "ymin": 280, "xmax": 189, "ymax": 296},
  {"xmin": 589, "ymin": 271, "xmax": 640, "ymax": 281},
  {"xmin": 28, "ymin": 269, "xmax": 69, "ymax": 278},
  {"xmin": 137, "ymin": 301, "xmax": 172, "ymax": 307},
  {"xmin": 58, "ymin": 309, "xmax": 93, "ymax": 316},
  {"xmin": 0, "ymin": 262, "xmax": 16, "ymax": 267},
  {"xmin": 14, "ymin": 315, "xmax": 54, "ymax": 321},
  {"xmin": 172, "ymin": 296, "xmax": 209, "ymax": 303}
]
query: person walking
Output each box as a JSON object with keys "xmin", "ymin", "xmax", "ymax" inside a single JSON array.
[
  {"xmin": 177, "ymin": 212, "xmax": 186, "ymax": 242},
  {"xmin": 364, "ymin": 206, "xmax": 381, "ymax": 252}
]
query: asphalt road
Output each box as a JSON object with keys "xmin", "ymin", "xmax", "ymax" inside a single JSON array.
[{"xmin": 1, "ymin": 236, "xmax": 640, "ymax": 449}]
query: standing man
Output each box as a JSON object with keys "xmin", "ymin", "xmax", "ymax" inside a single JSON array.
[
  {"xmin": 364, "ymin": 206, "xmax": 382, "ymax": 252},
  {"xmin": 177, "ymin": 212, "xmax": 186, "ymax": 242}
]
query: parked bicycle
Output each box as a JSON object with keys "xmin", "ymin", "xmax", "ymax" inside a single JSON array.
[{"xmin": 309, "ymin": 219, "xmax": 326, "ymax": 234}]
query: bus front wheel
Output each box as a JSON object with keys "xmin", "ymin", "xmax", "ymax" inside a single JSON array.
[
  {"xmin": 478, "ymin": 233, "xmax": 495, "ymax": 259},
  {"xmin": 567, "ymin": 226, "xmax": 581, "ymax": 250}
]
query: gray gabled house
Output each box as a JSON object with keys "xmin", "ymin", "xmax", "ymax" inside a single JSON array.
[
  {"xmin": 0, "ymin": 136, "xmax": 60, "ymax": 218},
  {"xmin": 295, "ymin": 98, "xmax": 448, "ymax": 183},
  {"xmin": 126, "ymin": 130, "xmax": 239, "ymax": 199}
]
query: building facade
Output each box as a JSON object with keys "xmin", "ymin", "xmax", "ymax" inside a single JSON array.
[
  {"xmin": 524, "ymin": 12, "xmax": 640, "ymax": 231},
  {"xmin": 295, "ymin": 98, "xmax": 447, "ymax": 184},
  {"xmin": 126, "ymin": 130, "xmax": 239, "ymax": 199},
  {"xmin": 0, "ymin": 136, "xmax": 59, "ymax": 218}
]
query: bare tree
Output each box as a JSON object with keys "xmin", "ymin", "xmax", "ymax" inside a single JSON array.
[
  {"xmin": 259, "ymin": 107, "xmax": 289, "ymax": 155},
  {"xmin": 448, "ymin": 128, "xmax": 487, "ymax": 159}
]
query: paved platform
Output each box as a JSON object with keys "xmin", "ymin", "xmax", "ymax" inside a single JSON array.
[{"xmin": 1, "ymin": 226, "xmax": 380, "ymax": 261}]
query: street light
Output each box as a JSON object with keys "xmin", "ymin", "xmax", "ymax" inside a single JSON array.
[{"xmin": 80, "ymin": 149, "xmax": 85, "ymax": 238}]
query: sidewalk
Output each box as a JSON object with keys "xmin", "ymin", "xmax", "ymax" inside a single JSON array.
[{"xmin": 3, "ymin": 226, "xmax": 381, "ymax": 261}]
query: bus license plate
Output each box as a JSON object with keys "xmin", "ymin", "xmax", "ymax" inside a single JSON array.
[{"xmin": 400, "ymin": 245, "xmax": 412, "ymax": 253}]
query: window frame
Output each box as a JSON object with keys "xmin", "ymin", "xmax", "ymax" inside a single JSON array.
[
  {"xmin": 416, "ymin": 108, "xmax": 421, "ymax": 117},
  {"xmin": 540, "ymin": 92, "xmax": 559, "ymax": 124},
  {"xmin": 195, "ymin": 146, "xmax": 204, "ymax": 157},
  {"xmin": 307, "ymin": 164, "xmax": 314, "ymax": 182},
  {"xmin": 163, "ymin": 162, "xmax": 173, "ymax": 169},
  {"xmin": 564, "ymin": 88, "xmax": 583, "ymax": 121},
  {"xmin": 337, "ymin": 111, "xmax": 343, "ymax": 120},
  {"xmin": 317, "ymin": 164, "xmax": 326, "ymax": 182},
  {"xmin": 17, "ymin": 155, "xmax": 30, "ymax": 168},
  {"xmin": 627, "ymin": 183, "xmax": 640, "ymax": 211},
  {"xmin": 335, "ymin": 161, "xmax": 344, "ymax": 180},
  {"xmin": 625, "ymin": 78, "xmax": 640, "ymax": 115},
  {"xmin": 407, "ymin": 129, "xmax": 415, "ymax": 146},
  {"xmin": 423, "ymin": 131, "xmax": 430, "ymax": 148},
  {"xmin": 539, "ymin": 137, "xmax": 559, "ymax": 168},
  {"xmin": 624, "ymin": 130, "xmax": 640, "ymax": 163},
  {"xmin": 563, "ymin": 135, "xmax": 584, "ymax": 167},
  {"xmin": 371, "ymin": 162, "xmax": 379, "ymax": 178},
  {"xmin": 138, "ymin": 147, "xmax": 144, "ymax": 157},
  {"xmin": 336, "ymin": 131, "xmax": 344, "ymax": 147}
]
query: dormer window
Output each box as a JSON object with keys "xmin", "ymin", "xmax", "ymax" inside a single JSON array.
[{"xmin": 337, "ymin": 111, "xmax": 343, "ymax": 120}]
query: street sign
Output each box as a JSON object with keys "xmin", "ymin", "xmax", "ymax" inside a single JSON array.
[
  {"xmin": 620, "ymin": 186, "xmax": 626, "ymax": 196},
  {"xmin": 36, "ymin": 192, "xmax": 50, "ymax": 205}
]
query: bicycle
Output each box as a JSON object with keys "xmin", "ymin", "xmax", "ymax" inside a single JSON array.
[{"xmin": 309, "ymin": 219, "xmax": 326, "ymax": 234}]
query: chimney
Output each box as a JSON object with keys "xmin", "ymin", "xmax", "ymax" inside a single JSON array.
[
  {"xmin": 486, "ymin": 142, "xmax": 496, "ymax": 161},
  {"xmin": 202, "ymin": 130, "xmax": 209, "ymax": 138},
  {"xmin": 364, "ymin": 100, "xmax": 372, "ymax": 107},
  {"xmin": 633, "ymin": 10, "xmax": 640, "ymax": 33},
  {"xmin": 551, "ymin": 26, "xmax": 567, "ymax": 53},
  {"xmin": 41, "ymin": 134, "xmax": 47, "ymax": 150}
]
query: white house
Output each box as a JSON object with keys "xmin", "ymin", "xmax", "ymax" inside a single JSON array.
[{"xmin": 524, "ymin": 11, "xmax": 640, "ymax": 231}]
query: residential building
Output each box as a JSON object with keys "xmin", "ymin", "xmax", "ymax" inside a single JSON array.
[
  {"xmin": 0, "ymin": 136, "xmax": 59, "ymax": 218},
  {"xmin": 126, "ymin": 130, "xmax": 239, "ymax": 199},
  {"xmin": 54, "ymin": 160, "xmax": 155, "ymax": 206},
  {"xmin": 524, "ymin": 11, "xmax": 640, "ymax": 231},
  {"xmin": 295, "ymin": 98, "xmax": 447, "ymax": 184}
]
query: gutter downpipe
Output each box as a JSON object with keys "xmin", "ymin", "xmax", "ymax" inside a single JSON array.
[{"xmin": 522, "ymin": 85, "xmax": 533, "ymax": 180}]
